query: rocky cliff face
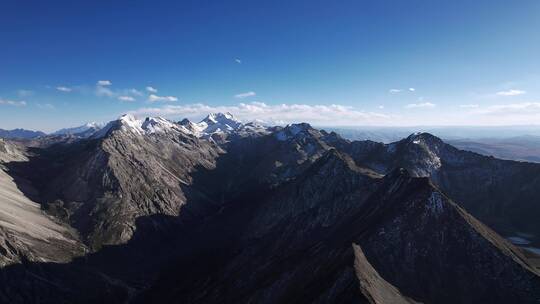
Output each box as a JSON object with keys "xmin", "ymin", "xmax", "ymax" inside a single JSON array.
[{"xmin": 0, "ymin": 114, "xmax": 539, "ymax": 303}]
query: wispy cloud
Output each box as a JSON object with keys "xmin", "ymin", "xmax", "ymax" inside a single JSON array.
[
  {"xmin": 389, "ymin": 88, "xmax": 415, "ymax": 94},
  {"xmin": 96, "ymin": 85, "xmax": 114, "ymax": 97},
  {"xmin": 129, "ymin": 102, "xmax": 392, "ymax": 126},
  {"xmin": 235, "ymin": 58, "xmax": 242, "ymax": 64},
  {"xmin": 118, "ymin": 96, "xmax": 135, "ymax": 102},
  {"xmin": 146, "ymin": 86, "xmax": 158, "ymax": 93},
  {"xmin": 0, "ymin": 98, "xmax": 27, "ymax": 107},
  {"xmin": 95, "ymin": 84, "xmax": 141, "ymax": 100},
  {"xmin": 496, "ymin": 89, "xmax": 526, "ymax": 96},
  {"xmin": 234, "ymin": 91, "xmax": 256, "ymax": 99},
  {"xmin": 97, "ymin": 80, "xmax": 112, "ymax": 86},
  {"xmin": 405, "ymin": 102, "xmax": 435, "ymax": 109},
  {"xmin": 459, "ymin": 104, "xmax": 479, "ymax": 108},
  {"xmin": 36, "ymin": 103, "xmax": 55, "ymax": 110},
  {"xmin": 18, "ymin": 89, "xmax": 33, "ymax": 97},
  {"xmin": 477, "ymin": 102, "xmax": 540, "ymax": 115},
  {"xmin": 465, "ymin": 102, "xmax": 540, "ymax": 124},
  {"xmin": 148, "ymin": 94, "xmax": 178, "ymax": 102},
  {"xmin": 129, "ymin": 89, "xmax": 143, "ymax": 96},
  {"xmin": 56, "ymin": 86, "xmax": 72, "ymax": 92}
]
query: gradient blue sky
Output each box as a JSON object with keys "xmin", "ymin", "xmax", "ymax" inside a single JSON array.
[{"xmin": 1, "ymin": 0, "xmax": 539, "ymax": 132}]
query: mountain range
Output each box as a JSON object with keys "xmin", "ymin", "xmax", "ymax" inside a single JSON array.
[
  {"xmin": 0, "ymin": 128, "xmax": 46, "ymax": 139},
  {"xmin": 0, "ymin": 113, "xmax": 539, "ymax": 303}
]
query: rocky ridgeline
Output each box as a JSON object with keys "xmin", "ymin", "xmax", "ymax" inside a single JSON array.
[{"xmin": 0, "ymin": 113, "xmax": 538, "ymax": 303}]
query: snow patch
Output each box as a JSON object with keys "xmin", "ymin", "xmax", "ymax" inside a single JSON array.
[
  {"xmin": 426, "ymin": 192, "xmax": 444, "ymax": 215},
  {"xmin": 507, "ymin": 236, "xmax": 532, "ymax": 245}
]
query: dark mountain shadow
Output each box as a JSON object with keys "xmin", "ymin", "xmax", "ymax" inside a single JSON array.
[{"xmin": 4, "ymin": 139, "xmax": 102, "ymax": 204}]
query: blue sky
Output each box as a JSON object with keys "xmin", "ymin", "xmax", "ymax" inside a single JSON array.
[{"xmin": 1, "ymin": 0, "xmax": 539, "ymax": 132}]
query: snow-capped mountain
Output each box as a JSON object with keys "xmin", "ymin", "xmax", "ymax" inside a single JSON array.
[
  {"xmin": 52, "ymin": 122, "xmax": 104, "ymax": 137},
  {"xmin": 1, "ymin": 113, "xmax": 540, "ymax": 303},
  {"xmin": 93, "ymin": 112, "xmax": 268, "ymax": 140},
  {"xmin": 179, "ymin": 112, "xmax": 268, "ymax": 138}
]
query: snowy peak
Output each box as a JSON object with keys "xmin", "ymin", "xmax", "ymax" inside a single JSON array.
[
  {"xmin": 117, "ymin": 114, "xmax": 144, "ymax": 135},
  {"xmin": 404, "ymin": 132, "xmax": 444, "ymax": 147},
  {"xmin": 275, "ymin": 123, "xmax": 315, "ymax": 141},
  {"xmin": 90, "ymin": 112, "xmax": 266, "ymax": 140},
  {"xmin": 106, "ymin": 115, "xmax": 190, "ymax": 136},
  {"xmin": 178, "ymin": 112, "xmax": 268, "ymax": 139},
  {"xmin": 200, "ymin": 112, "xmax": 243, "ymax": 133},
  {"xmin": 203, "ymin": 112, "xmax": 237, "ymax": 124},
  {"xmin": 52, "ymin": 122, "xmax": 104, "ymax": 137},
  {"xmin": 141, "ymin": 117, "xmax": 181, "ymax": 134}
]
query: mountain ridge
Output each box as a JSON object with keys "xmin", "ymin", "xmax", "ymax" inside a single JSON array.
[{"xmin": 0, "ymin": 112, "xmax": 539, "ymax": 303}]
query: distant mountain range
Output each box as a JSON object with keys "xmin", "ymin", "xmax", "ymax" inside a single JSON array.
[
  {"xmin": 0, "ymin": 128, "xmax": 45, "ymax": 139},
  {"xmin": 0, "ymin": 113, "xmax": 539, "ymax": 303},
  {"xmin": 4, "ymin": 122, "xmax": 540, "ymax": 164},
  {"xmin": 448, "ymin": 136, "xmax": 540, "ymax": 163}
]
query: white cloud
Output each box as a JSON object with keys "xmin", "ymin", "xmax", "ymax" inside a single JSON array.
[
  {"xmin": 96, "ymin": 85, "xmax": 115, "ymax": 97},
  {"xmin": 146, "ymin": 86, "xmax": 158, "ymax": 93},
  {"xmin": 235, "ymin": 58, "xmax": 242, "ymax": 64},
  {"xmin": 496, "ymin": 89, "xmax": 526, "ymax": 96},
  {"xmin": 459, "ymin": 104, "xmax": 479, "ymax": 108},
  {"xmin": 118, "ymin": 96, "xmax": 135, "ymax": 102},
  {"xmin": 389, "ymin": 89, "xmax": 401, "ymax": 94},
  {"xmin": 96, "ymin": 85, "xmax": 143, "ymax": 100},
  {"xmin": 234, "ymin": 91, "xmax": 256, "ymax": 99},
  {"xmin": 56, "ymin": 86, "xmax": 72, "ymax": 92},
  {"xmin": 36, "ymin": 103, "xmax": 55, "ymax": 109},
  {"xmin": 405, "ymin": 102, "xmax": 435, "ymax": 109},
  {"xmin": 129, "ymin": 102, "xmax": 392, "ymax": 126},
  {"xmin": 0, "ymin": 99, "xmax": 26, "ymax": 107},
  {"xmin": 408, "ymin": 88, "xmax": 416, "ymax": 92},
  {"xmin": 97, "ymin": 80, "xmax": 112, "ymax": 86},
  {"xmin": 148, "ymin": 94, "xmax": 178, "ymax": 102},
  {"xmin": 378, "ymin": 105, "xmax": 385, "ymax": 109},
  {"xmin": 129, "ymin": 89, "xmax": 143, "ymax": 96}
]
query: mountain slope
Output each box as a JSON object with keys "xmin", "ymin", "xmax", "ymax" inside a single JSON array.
[
  {"xmin": 0, "ymin": 139, "xmax": 85, "ymax": 266},
  {"xmin": 352, "ymin": 168, "xmax": 540, "ymax": 304},
  {"xmin": 330, "ymin": 132, "xmax": 540, "ymax": 241},
  {"xmin": 353, "ymin": 244, "xmax": 419, "ymax": 304},
  {"xmin": 9, "ymin": 115, "xmax": 222, "ymax": 249},
  {"xmin": 137, "ymin": 151, "xmax": 540, "ymax": 304}
]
